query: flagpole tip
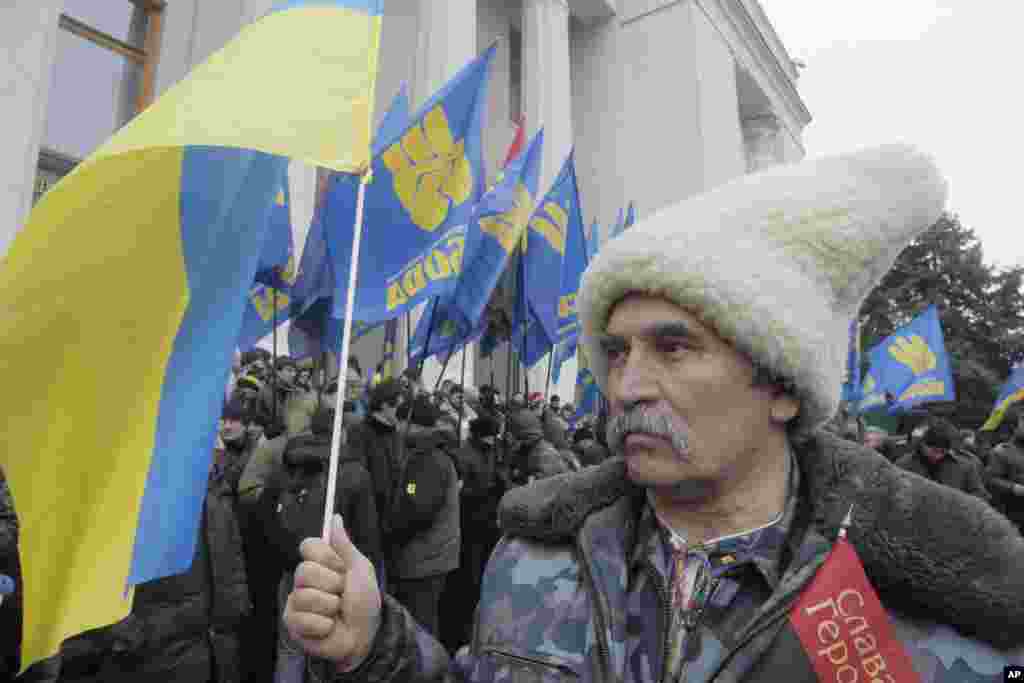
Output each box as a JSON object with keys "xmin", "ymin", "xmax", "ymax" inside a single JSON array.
[{"xmin": 839, "ymin": 504, "xmax": 855, "ymax": 539}]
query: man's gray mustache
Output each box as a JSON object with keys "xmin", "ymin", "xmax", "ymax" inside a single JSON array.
[{"xmin": 606, "ymin": 409, "xmax": 690, "ymax": 455}]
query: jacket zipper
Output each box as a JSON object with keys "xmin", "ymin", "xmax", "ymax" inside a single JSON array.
[
  {"xmin": 709, "ymin": 552, "xmax": 828, "ymax": 681},
  {"xmin": 483, "ymin": 647, "xmax": 580, "ymax": 677},
  {"xmin": 642, "ymin": 559, "xmax": 674, "ymax": 683},
  {"xmin": 576, "ymin": 537, "xmax": 613, "ymax": 683}
]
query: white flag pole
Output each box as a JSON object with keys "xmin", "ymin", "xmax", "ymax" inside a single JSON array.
[{"xmin": 322, "ymin": 169, "xmax": 371, "ymax": 541}]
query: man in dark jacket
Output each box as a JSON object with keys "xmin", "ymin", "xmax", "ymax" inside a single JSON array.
[
  {"xmin": 346, "ymin": 380, "xmax": 405, "ymax": 545},
  {"xmin": 60, "ymin": 469, "xmax": 250, "ymax": 683},
  {"xmin": 440, "ymin": 415, "xmax": 505, "ymax": 652},
  {"xmin": 284, "ymin": 147, "xmax": 1024, "ymax": 681},
  {"xmin": 507, "ymin": 409, "xmax": 569, "ymax": 482},
  {"xmin": 572, "ymin": 425, "xmax": 610, "ymax": 467},
  {"xmin": 896, "ymin": 420, "xmax": 991, "ymax": 502},
  {"xmin": 987, "ymin": 410, "xmax": 1024, "ymax": 530},
  {"xmin": 262, "ymin": 404, "xmax": 381, "ymax": 683},
  {"xmin": 214, "ymin": 400, "xmax": 259, "ymax": 500},
  {"xmin": 387, "ymin": 396, "xmax": 460, "ymax": 640}
]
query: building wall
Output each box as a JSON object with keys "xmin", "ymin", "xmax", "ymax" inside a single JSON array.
[
  {"xmin": 3, "ymin": 0, "xmax": 808, "ymax": 399},
  {"xmin": 0, "ymin": 1, "xmax": 64, "ymax": 257}
]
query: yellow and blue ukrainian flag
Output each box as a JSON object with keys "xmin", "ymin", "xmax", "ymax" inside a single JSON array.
[
  {"xmin": 0, "ymin": 0, "xmax": 382, "ymax": 671},
  {"xmin": 981, "ymin": 366, "xmax": 1024, "ymax": 431}
]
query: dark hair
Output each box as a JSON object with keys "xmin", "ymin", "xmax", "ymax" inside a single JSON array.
[
  {"xmin": 275, "ymin": 357, "xmax": 298, "ymax": 371},
  {"xmin": 923, "ymin": 419, "xmax": 958, "ymax": 450},
  {"xmin": 241, "ymin": 349, "xmax": 270, "ymax": 366},
  {"xmin": 222, "ymin": 400, "xmax": 250, "ymax": 423},
  {"xmin": 550, "ymin": 395, "xmax": 561, "ymax": 403},
  {"xmin": 398, "ymin": 395, "xmax": 440, "ymax": 427},
  {"xmin": 369, "ymin": 379, "xmax": 403, "ymax": 413},
  {"xmin": 573, "ymin": 426, "xmax": 595, "ymax": 444}
]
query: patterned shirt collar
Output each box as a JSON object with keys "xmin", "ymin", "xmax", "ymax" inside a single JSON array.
[{"xmin": 630, "ymin": 441, "xmax": 801, "ymax": 590}]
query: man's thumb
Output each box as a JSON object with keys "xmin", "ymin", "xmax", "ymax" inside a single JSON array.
[{"xmin": 330, "ymin": 514, "xmax": 357, "ymax": 561}]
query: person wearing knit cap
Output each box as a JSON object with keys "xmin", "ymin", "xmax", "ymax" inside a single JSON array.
[
  {"xmin": 286, "ymin": 146, "xmax": 1024, "ymax": 681},
  {"xmin": 895, "ymin": 419, "xmax": 990, "ymax": 501}
]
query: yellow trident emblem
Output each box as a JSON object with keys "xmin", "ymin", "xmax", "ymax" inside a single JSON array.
[
  {"xmin": 888, "ymin": 335, "xmax": 936, "ymax": 375},
  {"xmin": 528, "ymin": 200, "xmax": 568, "ymax": 256},
  {"xmin": 479, "ymin": 183, "xmax": 534, "ymax": 254},
  {"xmin": 381, "ymin": 106, "xmax": 473, "ymax": 232}
]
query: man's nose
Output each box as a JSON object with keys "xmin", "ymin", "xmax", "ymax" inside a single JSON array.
[{"xmin": 612, "ymin": 348, "xmax": 660, "ymax": 410}]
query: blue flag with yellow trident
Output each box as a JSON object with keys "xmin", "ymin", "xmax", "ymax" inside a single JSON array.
[
  {"xmin": 524, "ymin": 152, "xmax": 583, "ymax": 348},
  {"xmin": 552, "ymin": 153, "xmax": 587, "ymax": 382},
  {"xmin": 981, "ymin": 366, "xmax": 1024, "ymax": 431},
  {"xmin": 237, "ymin": 171, "xmax": 297, "ymax": 350},
  {"xmin": 451, "ymin": 129, "xmax": 544, "ymax": 331},
  {"xmin": 326, "ymin": 45, "xmax": 495, "ymax": 325},
  {"xmin": 254, "ymin": 172, "xmax": 294, "ymax": 288},
  {"xmin": 858, "ymin": 305, "xmax": 955, "ymax": 414}
]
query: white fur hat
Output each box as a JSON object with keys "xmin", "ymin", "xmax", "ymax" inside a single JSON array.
[{"xmin": 577, "ymin": 144, "xmax": 948, "ymax": 432}]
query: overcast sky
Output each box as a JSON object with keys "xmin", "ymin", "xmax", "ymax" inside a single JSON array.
[{"xmin": 758, "ymin": 0, "xmax": 1023, "ymax": 270}]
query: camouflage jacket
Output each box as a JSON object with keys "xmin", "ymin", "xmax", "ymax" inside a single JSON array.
[{"xmin": 311, "ymin": 431, "xmax": 1024, "ymax": 683}]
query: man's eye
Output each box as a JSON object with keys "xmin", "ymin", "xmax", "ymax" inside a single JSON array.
[
  {"xmin": 656, "ymin": 339, "xmax": 690, "ymax": 355},
  {"xmin": 604, "ymin": 346, "xmax": 627, "ymax": 365}
]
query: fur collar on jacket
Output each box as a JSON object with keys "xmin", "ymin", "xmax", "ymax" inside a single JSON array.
[{"xmin": 498, "ymin": 430, "xmax": 1024, "ymax": 649}]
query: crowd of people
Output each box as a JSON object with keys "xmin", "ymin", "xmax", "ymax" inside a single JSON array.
[
  {"xmin": 0, "ymin": 347, "xmax": 613, "ymax": 682},
  {"xmin": 4, "ymin": 145, "xmax": 1024, "ymax": 682},
  {"xmin": 832, "ymin": 411, "xmax": 1024, "ymax": 533}
]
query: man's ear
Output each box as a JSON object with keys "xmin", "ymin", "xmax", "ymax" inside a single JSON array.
[{"xmin": 769, "ymin": 392, "xmax": 800, "ymax": 424}]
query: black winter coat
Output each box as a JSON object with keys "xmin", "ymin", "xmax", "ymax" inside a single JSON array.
[
  {"xmin": 896, "ymin": 447, "xmax": 991, "ymax": 502},
  {"xmin": 0, "ymin": 469, "xmax": 22, "ymax": 679},
  {"xmin": 59, "ymin": 487, "xmax": 250, "ymax": 683},
  {"xmin": 261, "ymin": 431, "xmax": 382, "ymax": 572}
]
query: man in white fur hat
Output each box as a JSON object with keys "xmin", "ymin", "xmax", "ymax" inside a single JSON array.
[{"xmin": 283, "ymin": 146, "xmax": 1024, "ymax": 682}]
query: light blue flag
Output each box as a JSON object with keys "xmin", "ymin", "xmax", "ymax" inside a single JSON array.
[
  {"xmin": 551, "ymin": 333, "xmax": 577, "ymax": 384},
  {"xmin": 609, "ymin": 206, "xmax": 626, "ymax": 240},
  {"xmin": 841, "ymin": 318, "xmax": 862, "ymax": 404},
  {"xmin": 586, "ymin": 218, "xmax": 600, "ymax": 260},
  {"xmin": 623, "ymin": 201, "xmax": 636, "ymax": 231},
  {"xmin": 450, "ymin": 129, "xmax": 544, "ymax": 331},
  {"xmin": 575, "ymin": 365, "xmax": 599, "ymax": 420},
  {"xmin": 326, "ymin": 45, "xmax": 495, "ymax": 325},
  {"xmin": 858, "ymin": 305, "xmax": 955, "ymax": 414},
  {"xmin": 981, "ymin": 365, "xmax": 1024, "ymax": 431}
]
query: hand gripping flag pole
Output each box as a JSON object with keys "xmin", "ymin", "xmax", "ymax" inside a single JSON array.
[{"xmin": 322, "ymin": 167, "xmax": 372, "ymax": 541}]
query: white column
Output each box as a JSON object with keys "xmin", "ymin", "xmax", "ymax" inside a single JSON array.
[
  {"xmin": 743, "ymin": 112, "xmax": 783, "ymax": 173},
  {"xmin": 522, "ymin": 0, "xmax": 574, "ymax": 399},
  {"xmin": 0, "ymin": 1, "xmax": 63, "ymax": 257},
  {"xmin": 402, "ymin": 0, "xmax": 478, "ymax": 387}
]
